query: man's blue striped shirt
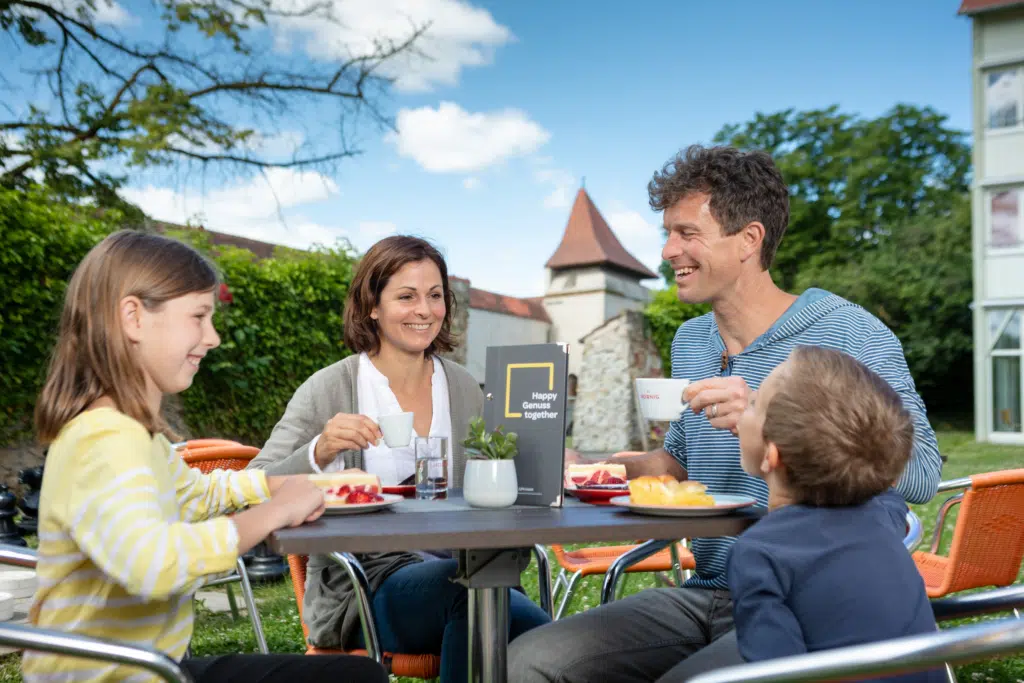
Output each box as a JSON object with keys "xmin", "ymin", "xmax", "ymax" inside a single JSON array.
[{"xmin": 663, "ymin": 288, "xmax": 943, "ymax": 590}]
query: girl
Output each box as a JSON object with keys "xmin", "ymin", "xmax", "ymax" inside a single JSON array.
[{"xmin": 24, "ymin": 230, "xmax": 388, "ymax": 683}]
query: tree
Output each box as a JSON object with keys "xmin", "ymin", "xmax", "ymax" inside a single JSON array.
[
  {"xmin": 0, "ymin": 1, "xmax": 425, "ymax": 204},
  {"xmin": 712, "ymin": 104, "xmax": 971, "ymax": 291}
]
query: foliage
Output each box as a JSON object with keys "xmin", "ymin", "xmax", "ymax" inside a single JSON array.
[
  {"xmin": 795, "ymin": 195, "xmax": 973, "ymax": 412},
  {"xmin": 0, "ymin": 191, "xmax": 359, "ymax": 447},
  {"xmin": 0, "ymin": 187, "xmax": 123, "ymax": 442},
  {"xmin": 643, "ymin": 287, "xmax": 710, "ymax": 376},
  {"xmin": 170, "ymin": 232, "xmax": 358, "ymax": 444},
  {"xmin": 0, "ymin": 1, "xmax": 425, "ymax": 205},
  {"xmin": 713, "ymin": 104, "xmax": 971, "ymax": 292},
  {"xmin": 463, "ymin": 417, "xmax": 519, "ymax": 460}
]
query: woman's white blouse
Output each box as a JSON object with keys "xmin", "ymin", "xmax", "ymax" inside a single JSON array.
[{"xmin": 307, "ymin": 352, "xmax": 453, "ymax": 485}]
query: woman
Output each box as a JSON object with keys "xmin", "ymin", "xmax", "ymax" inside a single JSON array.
[{"xmin": 248, "ymin": 235, "xmax": 550, "ymax": 683}]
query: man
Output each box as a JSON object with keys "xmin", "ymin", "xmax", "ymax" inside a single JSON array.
[{"xmin": 507, "ymin": 145, "xmax": 942, "ymax": 683}]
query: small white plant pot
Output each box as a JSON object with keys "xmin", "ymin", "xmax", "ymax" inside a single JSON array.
[{"xmin": 463, "ymin": 459, "xmax": 518, "ymax": 509}]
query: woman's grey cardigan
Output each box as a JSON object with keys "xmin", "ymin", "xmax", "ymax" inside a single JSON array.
[{"xmin": 247, "ymin": 353, "xmax": 485, "ymax": 649}]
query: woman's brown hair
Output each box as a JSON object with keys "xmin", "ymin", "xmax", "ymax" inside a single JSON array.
[
  {"xmin": 35, "ymin": 230, "xmax": 219, "ymax": 443},
  {"xmin": 343, "ymin": 235, "xmax": 456, "ymax": 357}
]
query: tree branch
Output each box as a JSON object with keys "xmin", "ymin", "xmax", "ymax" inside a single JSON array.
[{"xmin": 165, "ymin": 145, "xmax": 359, "ymax": 168}]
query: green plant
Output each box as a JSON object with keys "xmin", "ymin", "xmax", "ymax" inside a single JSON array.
[{"xmin": 463, "ymin": 417, "xmax": 518, "ymax": 460}]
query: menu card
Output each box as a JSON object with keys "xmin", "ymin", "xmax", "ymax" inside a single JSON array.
[{"xmin": 483, "ymin": 343, "xmax": 569, "ymax": 507}]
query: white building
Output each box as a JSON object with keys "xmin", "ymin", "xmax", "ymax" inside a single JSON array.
[
  {"xmin": 463, "ymin": 188, "xmax": 658, "ymax": 384},
  {"xmin": 962, "ymin": 0, "xmax": 1024, "ymax": 443}
]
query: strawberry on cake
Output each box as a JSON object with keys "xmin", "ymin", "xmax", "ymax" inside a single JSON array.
[
  {"xmin": 567, "ymin": 463, "xmax": 628, "ymax": 488},
  {"xmin": 310, "ymin": 472, "xmax": 385, "ymax": 505}
]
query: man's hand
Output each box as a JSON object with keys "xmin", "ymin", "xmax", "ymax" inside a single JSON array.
[{"xmin": 685, "ymin": 376, "xmax": 753, "ymax": 435}]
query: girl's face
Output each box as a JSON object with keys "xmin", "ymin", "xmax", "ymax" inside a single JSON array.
[
  {"xmin": 123, "ymin": 289, "xmax": 221, "ymax": 400},
  {"xmin": 371, "ymin": 259, "xmax": 446, "ymax": 356}
]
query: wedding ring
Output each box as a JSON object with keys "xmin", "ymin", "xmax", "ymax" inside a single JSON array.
[{"xmin": 711, "ymin": 404, "xmax": 719, "ymax": 419}]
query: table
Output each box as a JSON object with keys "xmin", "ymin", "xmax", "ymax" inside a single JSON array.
[{"xmin": 268, "ymin": 495, "xmax": 763, "ymax": 683}]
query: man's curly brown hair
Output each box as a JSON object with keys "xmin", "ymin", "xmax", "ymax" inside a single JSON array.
[{"xmin": 648, "ymin": 144, "xmax": 790, "ymax": 270}]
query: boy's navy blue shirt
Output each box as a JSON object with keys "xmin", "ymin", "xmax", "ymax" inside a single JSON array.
[{"xmin": 727, "ymin": 491, "xmax": 944, "ymax": 683}]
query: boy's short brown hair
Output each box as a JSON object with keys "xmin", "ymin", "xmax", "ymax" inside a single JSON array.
[
  {"xmin": 763, "ymin": 346, "xmax": 914, "ymax": 507},
  {"xmin": 343, "ymin": 235, "xmax": 456, "ymax": 357}
]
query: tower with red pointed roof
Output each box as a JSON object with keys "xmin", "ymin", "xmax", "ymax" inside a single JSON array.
[{"xmin": 543, "ymin": 188, "xmax": 658, "ymax": 375}]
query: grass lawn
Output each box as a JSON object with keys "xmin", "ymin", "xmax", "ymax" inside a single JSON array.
[{"xmin": 1, "ymin": 430, "xmax": 1021, "ymax": 682}]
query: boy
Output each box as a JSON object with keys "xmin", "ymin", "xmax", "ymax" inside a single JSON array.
[{"xmin": 728, "ymin": 345, "xmax": 944, "ymax": 682}]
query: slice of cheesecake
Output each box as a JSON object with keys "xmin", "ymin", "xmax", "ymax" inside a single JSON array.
[
  {"xmin": 566, "ymin": 463, "xmax": 628, "ymax": 488},
  {"xmin": 309, "ymin": 472, "xmax": 384, "ymax": 504}
]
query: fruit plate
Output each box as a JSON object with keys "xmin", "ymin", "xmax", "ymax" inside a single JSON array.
[
  {"xmin": 323, "ymin": 493, "xmax": 404, "ymax": 515},
  {"xmin": 565, "ymin": 487, "xmax": 629, "ymax": 504},
  {"xmin": 608, "ymin": 494, "xmax": 757, "ymax": 517},
  {"xmin": 382, "ymin": 485, "xmax": 416, "ymax": 498}
]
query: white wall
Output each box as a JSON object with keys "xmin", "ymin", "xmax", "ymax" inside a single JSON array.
[
  {"xmin": 464, "ymin": 308, "xmax": 550, "ymax": 384},
  {"xmin": 544, "ymin": 292, "xmax": 606, "ymax": 376},
  {"xmin": 972, "ymin": 9, "xmax": 1024, "ymax": 444}
]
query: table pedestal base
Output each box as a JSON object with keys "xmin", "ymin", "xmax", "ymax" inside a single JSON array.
[{"xmin": 455, "ymin": 548, "xmax": 531, "ymax": 683}]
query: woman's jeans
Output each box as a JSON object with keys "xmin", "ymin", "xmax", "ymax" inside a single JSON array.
[{"xmin": 360, "ymin": 558, "xmax": 551, "ymax": 683}]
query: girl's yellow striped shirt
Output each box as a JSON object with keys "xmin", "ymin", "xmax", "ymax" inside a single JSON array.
[{"xmin": 23, "ymin": 408, "xmax": 270, "ymax": 682}]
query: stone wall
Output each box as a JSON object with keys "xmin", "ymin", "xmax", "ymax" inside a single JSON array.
[
  {"xmin": 443, "ymin": 277, "xmax": 470, "ymax": 366},
  {"xmin": 572, "ymin": 310, "xmax": 664, "ymax": 453}
]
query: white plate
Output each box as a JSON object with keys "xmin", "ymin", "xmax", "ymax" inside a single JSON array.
[
  {"xmin": 322, "ymin": 493, "xmax": 404, "ymax": 516},
  {"xmin": 609, "ymin": 494, "xmax": 758, "ymax": 517}
]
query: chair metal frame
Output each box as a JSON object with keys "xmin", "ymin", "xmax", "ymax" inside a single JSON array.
[
  {"xmin": 0, "ymin": 545, "xmax": 193, "ymax": 683},
  {"xmin": 687, "ymin": 585, "xmax": 1024, "ymax": 683},
  {"xmin": 288, "ymin": 545, "xmax": 552, "ymax": 677},
  {"xmin": 175, "ymin": 442, "xmax": 269, "ymax": 653}
]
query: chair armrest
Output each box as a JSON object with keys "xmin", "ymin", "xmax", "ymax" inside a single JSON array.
[
  {"xmin": 936, "ymin": 477, "xmax": 971, "ymax": 493},
  {"xmin": 600, "ymin": 540, "xmax": 673, "ymax": 605},
  {"xmin": 932, "ymin": 585, "xmax": 1024, "ymax": 622},
  {"xmin": 0, "ymin": 622, "xmax": 193, "ymax": 683},
  {"xmin": 903, "ymin": 511, "xmax": 924, "ymax": 553},
  {"xmin": 0, "ymin": 544, "xmax": 37, "ymax": 569},
  {"xmin": 531, "ymin": 545, "xmax": 553, "ymax": 618},
  {"xmin": 687, "ymin": 617, "xmax": 1024, "ymax": 683},
  {"xmin": 328, "ymin": 552, "xmax": 382, "ymax": 664},
  {"xmin": 928, "ymin": 493, "xmax": 964, "ymax": 554}
]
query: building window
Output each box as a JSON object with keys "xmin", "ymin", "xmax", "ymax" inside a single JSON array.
[
  {"xmin": 986, "ymin": 67, "xmax": 1022, "ymax": 130},
  {"xmin": 990, "ymin": 188, "xmax": 1022, "ymax": 248},
  {"xmin": 989, "ymin": 309, "xmax": 1022, "ymax": 433}
]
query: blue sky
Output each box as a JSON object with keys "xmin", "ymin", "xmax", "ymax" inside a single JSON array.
[{"xmin": 8, "ymin": 0, "xmax": 974, "ymax": 297}]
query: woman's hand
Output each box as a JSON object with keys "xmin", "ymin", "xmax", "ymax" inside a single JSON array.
[{"xmin": 314, "ymin": 413, "xmax": 383, "ymax": 469}]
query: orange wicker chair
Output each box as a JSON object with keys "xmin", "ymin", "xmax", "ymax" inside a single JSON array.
[
  {"xmin": 550, "ymin": 542, "xmax": 695, "ymax": 619},
  {"xmin": 176, "ymin": 441, "xmax": 269, "ymax": 653},
  {"xmin": 286, "ymin": 554, "xmax": 441, "ymax": 679},
  {"xmin": 913, "ymin": 469, "xmax": 1024, "ymax": 607}
]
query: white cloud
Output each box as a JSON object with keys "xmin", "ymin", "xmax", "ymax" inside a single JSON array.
[
  {"xmin": 269, "ymin": 0, "xmax": 512, "ymax": 92},
  {"xmin": 462, "ymin": 176, "xmax": 481, "ymax": 190},
  {"xmin": 605, "ymin": 202, "xmax": 666, "ymax": 277},
  {"xmin": 92, "ymin": 1, "xmax": 131, "ymax": 26},
  {"xmin": 534, "ymin": 168, "xmax": 576, "ymax": 210},
  {"xmin": 390, "ymin": 102, "xmax": 549, "ymax": 173},
  {"xmin": 117, "ymin": 169, "xmax": 400, "ymax": 251}
]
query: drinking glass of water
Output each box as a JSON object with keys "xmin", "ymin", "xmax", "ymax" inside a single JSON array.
[{"xmin": 414, "ymin": 436, "xmax": 448, "ymax": 500}]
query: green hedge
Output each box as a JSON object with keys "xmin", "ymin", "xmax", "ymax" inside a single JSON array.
[
  {"xmin": 0, "ymin": 188, "xmax": 123, "ymax": 443},
  {"xmin": 643, "ymin": 287, "xmax": 710, "ymax": 376},
  {"xmin": 0, "ymin": 188, "xmax": 359, "ymax": 446},
  {"xmin": 175, "ymin": 232, "xmax": 356, "ymax": 444}
]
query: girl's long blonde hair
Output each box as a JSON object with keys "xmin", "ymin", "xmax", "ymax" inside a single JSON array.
[{"xmin": 35, "ymin": 230, "xmax": 218, "ymax": 443}]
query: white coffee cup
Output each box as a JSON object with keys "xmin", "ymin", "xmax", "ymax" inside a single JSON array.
[
  {"xmin": 635, "ymin": 378, "xmax": 691, "ymax": 421},
  {"xmin": 378, "ymin": 411, "xmax": 414, "ymax": 447}
]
